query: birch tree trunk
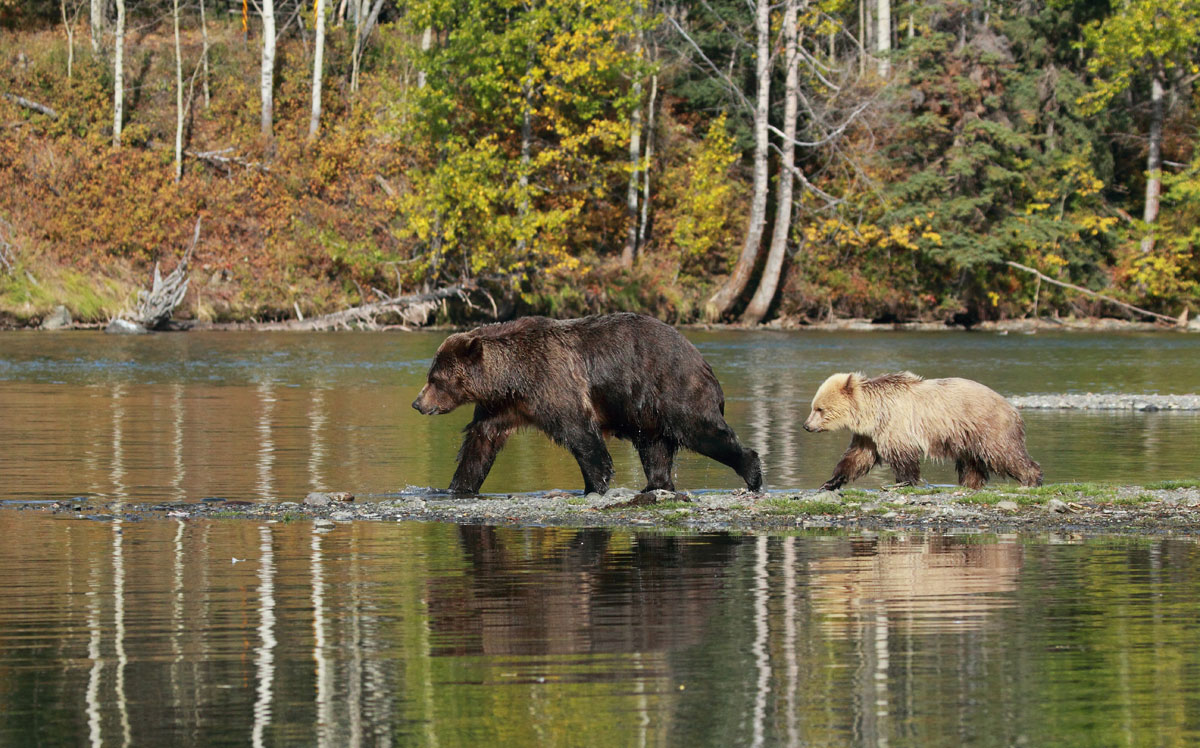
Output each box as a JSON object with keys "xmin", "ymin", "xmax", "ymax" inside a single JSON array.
[
  {"xmin": 706, "ymin": 0, "xmax": 771, "ymax": 320},
  {"xmin": 638, "ymin": 72, "xmax": 657, "ymax": 249},
  {"xmin": 875, "ymin": 0, "xmax": 890, "ymax": 77},
  {"xmin": 260, "ymin": 0, "xmax": 276, "ymax": 137},
  {"xmin": 90, "ymin": 0, "xmax": 104, "ymax": 54},
  {"xmin": 621, "ymin": 76, "xmax": 643, "ymax": 269},
  {"xmin": 349, "ymin": 0, "xmax": 385, "ymax": 93},
  {"xmin": 1140, "ymin": 61, "xmax": 1164, "ymax": 254},
  {"xmin": 515, "ymin": 74, "xmax": 533, "ymax": 257},
  {"xmin": 199, "ymin": 0, "xmax": 211, "ymax": 107},
  {"xmin": 172, "ymin": 0, "xmax": 183, "ymax": 181},
  {"xmin": 742, "ymin": 0, "xmax": 800, "ymax": 324},
  {"xmin": 61, "ymin": 0, "xmax": 76, "ymax": 78},
  {"xmin": 308, "ymin": 0, "xmax": 327, "ymax": 140},
  {"xmin": 416, "ymin": 26, "xmax": 432, "ymax": 89},
  {"xmin": 111, "ymin": 0, "xmax": 124, "ymax": 147}
]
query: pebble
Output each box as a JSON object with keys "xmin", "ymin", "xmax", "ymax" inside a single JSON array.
[
  {"xmin": 996, "ymin": 500, "xmax": 1019, "ymax": 512},
  {"xmin": 1046, "ymin": 499, "xmax": 1070, "ymax": 513}
]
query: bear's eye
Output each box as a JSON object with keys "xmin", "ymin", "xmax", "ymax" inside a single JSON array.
[{"xmin": 814, "ymin": 407, "xmax": 823, "ymax": 414}]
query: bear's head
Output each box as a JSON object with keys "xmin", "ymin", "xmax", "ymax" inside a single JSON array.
[
  {"xmin": 803, "ymin": 372, "xmax": 862, "ymax": 433},
  {"xmin": 412, "ymin": 333, "xmax": 483, "ymax": 415}
]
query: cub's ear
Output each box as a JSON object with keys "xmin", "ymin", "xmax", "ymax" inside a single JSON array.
[
  {"xmin": 842, "ymin": 372, "xmax": 862, "ymax": 394},
  {"xmin": 463, "ymin": 336, "xmax": 483, "ymax": 361}
]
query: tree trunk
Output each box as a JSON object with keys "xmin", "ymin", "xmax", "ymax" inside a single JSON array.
[
  {"xmin": 742, "ymin": 0, "xmax": 799, "ymax": 324},
  {"xmin": 260, "ymin": 0, "xmax": 276, "ymax": 137},
  {"xmin": 515, "ymin": 74, "xmax": 533, "ymax": 257},
  {"xmin": 875, "ymin": 0, "xmax": 890, "ymax": 77},
  {"xmin": 173, "ymin": 0, "xmax": 183, "ymax": 181},
  {"xmin": 417, "ymin": 26, "xmax": 432, "ymax": 89},
  {"xmin": 638, "ymin": 72, "xmax": 657, "ymax": 248},
  {"xmin": 61, "ymin": 0, "xmax": 75, "ymax": 78},
  {"xmin": 621, "ymin": 76, "xmax": 643, "ymax": 269},
  {"xmin": 199, "ymin": 0, "xmax": 211, "ymax": 107},
  {"xmin": 349, "ymin": 0, "xmax": 385, "ymax": 93},
  {"xmin": 706, "ymin": 0, "xmax": 771, "ymax": 320},
  {"xmin": 308, "ymin": 0, "xmax": 327, "ymax": 140},
  {"xmin": 90, "ymin": 0, "xmax": 104, "ymax": 54},
  {"xmin": 1140, "ymin": 60, "xmax": 1164, "ymax": 254},
  {"xmin": 112, "ymin": 0, "xmax": 124, "ymax": 147}
]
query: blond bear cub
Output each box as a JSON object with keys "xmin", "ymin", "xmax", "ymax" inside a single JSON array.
[{"xmin": 804, "ymin": 372, "xmax": 1042, "ymax": 490}]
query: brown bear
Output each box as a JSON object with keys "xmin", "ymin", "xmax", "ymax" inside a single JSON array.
[
  {"xmin": 803, "ymin": 371, "xmax": 1042, "ymax": 490},
  {"xmin": 412, "ymin": 313, "xmax": 763, "ymax": 495}
]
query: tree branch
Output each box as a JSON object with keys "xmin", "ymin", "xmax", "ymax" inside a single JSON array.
[
  {"xmin": 2, "ymin": 93, "xmax": 59, "ymax": 119},
  {"xmin": 1005, "ymin": 260, "xmax": 1181, "ymax": 325}
]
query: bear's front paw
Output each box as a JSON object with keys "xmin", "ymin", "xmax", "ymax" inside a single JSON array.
[{"xmin": 820, "ymin": 479, "xmax": 844, "ymax": 491}]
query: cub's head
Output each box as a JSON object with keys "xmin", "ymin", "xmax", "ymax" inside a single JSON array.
[
  {"xmin": 411, "ymin": 333, "xmax": 483, "ymax": 415},
  {"xmin": 803, "ymin": 373, "xmax": 862, "ymax": 433}
]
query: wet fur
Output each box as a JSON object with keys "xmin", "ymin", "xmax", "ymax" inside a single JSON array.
[
  {"xmin": 804, "ymin": 371, "xmax": 1042, "ymax": 490},
  {"xmin": 413, "ymin": 313, "xmax": 762, "ymax": 495}
]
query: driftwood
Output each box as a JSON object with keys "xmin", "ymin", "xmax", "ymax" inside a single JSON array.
[
  {"xmin": 1005, "ymin": 260, "xmax": 1181, "ymax": 326},
  {"xmin": 135, "ymin": 218, "xmax": 201, "ymax": 329},
  {"xmin": 256, "ymin": 282, "xmax": 482, "ymax": 331},
  {"xmin": 2, "ymin": 93, "xmax": 58, "ymax": 119}
]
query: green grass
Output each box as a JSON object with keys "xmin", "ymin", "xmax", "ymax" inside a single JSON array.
[
  {"xmin": 1111, "ymin": 493, "xmax": 1158, "ymax": 506},
  {"xmin": 956, "ymin": 491, "xmax": 1009, "ymax": 505},
  {"xmin": 0, "ymin": 264, "xmax": 129, "ymax": 323},
  {"xmin": 894, "ymin": 485, "xmax": 955, "ymax": 495},
  {"xmin": 761, "ymin": 496, "xmax": 846, "ymax": 516},
  {"xmin": 1144, "ymin": 479, "xmax": 1200, "ymax": 490},
  {"xmin": 564, "ymin": 497, "xmax": 589, "ymax": 506},
  {"xmin": 839, "ymin": 488, "xmax": 873, "ymax": 500},
  {"xmin": 1017, "ymin": 483, "xmax": 1117, "ymax": 500}
]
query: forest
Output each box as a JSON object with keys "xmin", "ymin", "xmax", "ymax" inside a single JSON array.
[{"xmin": 1, "ymin": 0, "xmax": 1198, "ymax": 326}]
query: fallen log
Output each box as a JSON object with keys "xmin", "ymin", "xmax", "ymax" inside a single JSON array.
[
  {"xmin": 1005, "ymin": 260, "xmax": 1182, "ymax": 326},
  {"xmin": 2, "ymin": 93, "xmax": 58, "ymax": 119},
  {"xmin": 255, "ymin": 282, "xmax": 480, "ymax": 331}
]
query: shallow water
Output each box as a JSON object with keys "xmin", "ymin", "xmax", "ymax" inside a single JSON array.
[
  {"xmin": 2, "ymin": 329, "xmax": 1200, "ymax": 745},
  {"xmin": 3, "ymin": 512, "xmax": 1200, "ymax": 746},
  {"xmin": 0, "ymin": 329, "xmax": 1197, "ymax": 499}
]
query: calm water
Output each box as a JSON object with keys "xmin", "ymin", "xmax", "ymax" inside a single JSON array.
[
  {"xmin": 2, "ymin": 329, "xmax": 1200, "ymax": 745},
  {"xmin": 0, "ymin": 329, "xmax": 1198, "ymax": 499},
  {"xmin": 3, "ymin": 514, "xmax": 1200, "ymax": 746}
]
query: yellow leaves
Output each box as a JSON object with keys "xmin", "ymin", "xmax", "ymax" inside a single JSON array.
[{"xmin": 987, "ymin": 291, "xmax": 1000, "ymax": 307}]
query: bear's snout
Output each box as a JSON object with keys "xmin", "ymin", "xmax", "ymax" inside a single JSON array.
[
  {"xmin": 803, "ymin": 414, "xmax": 822, "ymax": 432},
  {"xmin": 412, "ymin": 385, "xmax": 442, "ymax": 415}
]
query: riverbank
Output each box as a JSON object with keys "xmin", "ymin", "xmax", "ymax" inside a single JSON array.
[{"xmin": 13, "ymin": 482, "xmax": 1200, "ymax": 535}]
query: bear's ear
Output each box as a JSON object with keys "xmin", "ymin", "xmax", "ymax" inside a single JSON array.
[
  {"xmin": 464, "ymin": 336, "xmax": 483, "ymax": 361},
  {"xmin": 841, "ymin": 373, "xmax": 860, "ymax": 395}
]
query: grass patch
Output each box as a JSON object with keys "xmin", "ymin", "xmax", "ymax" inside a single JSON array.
[
  {"xmin": 1018, "ymin": 483, "xmax": 1116, "ymax": 500},
  {"xmin": 839, "ymin": 488, "xmax": 873, "ymax": 500},
  {"xmin": 761, "ymin": 496, "xmax": 845, "ymax": 516},
  {"xmin": 0, "ymin": 263, "xmax": 129, "ymax": 323},
  {"xmin": 1144, "ymin": 479, "xmax": 1200, "ymax": 490},
  {"xmin": 956, "ymin": 491, "xmax": 1010, "ymax": 505},
  {"xmin": 1111, "ymin": 493, "xmax": 1158, "ymax": 506},
  {"xmin": 564, "ymin": 497, "xmax": 589, "ymax": 506},
  {"xmin": 894, "ymin": 485, "xmax": 955, "ymax": 495}
]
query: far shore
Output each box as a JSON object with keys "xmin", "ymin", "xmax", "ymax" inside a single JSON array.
[
  {"xmin": 8, "ymin": 314, "xmax": 1200, "ymax": 334},
  {"xmin": 10, "ymin": 481, "xmax": 1200, "ymax": 536}
]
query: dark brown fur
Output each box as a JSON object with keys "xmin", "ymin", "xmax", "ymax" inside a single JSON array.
[{"xmin": 413, "ymin": 313, "xmax": 763, "ymax": 495}]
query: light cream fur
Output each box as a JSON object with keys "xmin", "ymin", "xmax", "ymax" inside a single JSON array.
[{"xmin": 805, "ymin": 371, "xmax": 1041, "ymax": 488}]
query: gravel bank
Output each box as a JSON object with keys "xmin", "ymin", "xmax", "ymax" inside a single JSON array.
[
  {"xmin": 1011, "ymin": 394, "xmax": 1200, "ymax": 410},
  {"xmin": 12, "ymin": 483, "xmax": 1200, "ymax": 535}
]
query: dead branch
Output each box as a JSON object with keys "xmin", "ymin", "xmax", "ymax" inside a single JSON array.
[
  {"xmin": 0, "ymin": 218, "xmax": 15, "ymax": 275},
  {"xmin": 135, "ymin": 218, "xmax": 201, "ymax": 329},
  {"xmin": 2, "ymin": 93, "xmax": 59, "ymax": 119},
  {"xmin": 185, "ymin": 147, "xmax": 270, "ymax": 173},
  {"xmin": 255, "ymin": 281, "xmax": 481, "ymax": 331},
  {"xmin": 1005, "ymin": 260, "xmax": 1181, "ymax": 325}
]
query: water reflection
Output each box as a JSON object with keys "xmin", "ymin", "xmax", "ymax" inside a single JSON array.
[{"xmin": 4, "ymin": 513, "xmax": 1200, "ymax": 745}]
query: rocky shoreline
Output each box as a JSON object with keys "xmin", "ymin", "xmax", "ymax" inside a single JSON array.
[
  {"xmin": 11, "ymin": 482, "xmax": 1200, "ymax": 535},
  {"xmin": 1010, "ymin": 393, "xmax": 1200, "ymax": 411}
]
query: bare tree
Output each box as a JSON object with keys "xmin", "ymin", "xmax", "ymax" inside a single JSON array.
[
  {"xmin": 621, "ymin": 13, "xmax": 646, "ymax": 269},
  {"xmin": 61, "ymin": 0, "xmax": 83, "ymax": 78},
  {"xmin": 90, "ymin": 0, "xmax": 106, "ymax": 54},
  {"xmin": 112, "ymin": 0, "xmax": 125, "ymax": 147},
  {"xmin": 638, "ymin": 70, "xmax": 658, "ymax": 249},
  {"xmin": 308, "ymin": 0, "xmax": 328, "ymax": 139},
  {"xmin": 349, "ymin": 0, "xmax": 386, "ymax": 93},
  {"xmin": 875, "ymin": 0, "xmax": 890, "ymax": 76},
  {"xmin": 173, "ymin": 0, "xmax": 184, "ymax": 180},
  {"xmin": 742, "ymin": 0, "xmax": 800, "ymax": 324},
  {"xmin": 1140, "ymin": 60, "xmax": 1164, "ymax": 254},
  {"xmin": 706, "ymin": 0, "xmax": 771, "ymax": 320},
  {"xmin": 199, "ymin": 0, "xmax": 211, "ymax": 106},
  {"xmin": 260, "ymin": 0, "xmax": 276, "ymax": 137}
]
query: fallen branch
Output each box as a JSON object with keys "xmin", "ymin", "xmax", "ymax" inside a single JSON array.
[
  {"xmin": 2, "ymin": 93, "xmax": 58, "ymax": 119},
  {"xmin": 185, "ymin": 147, "xmax": 270, "ymax": 173},
  {"xmin": 256, "ymin": 281, "xmax": 480, "ymax": 331},
  {"xmin": 1005, "ymin": 260, "xmax": 1181, "ymax": 326}
]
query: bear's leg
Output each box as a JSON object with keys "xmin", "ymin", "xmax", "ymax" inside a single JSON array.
[
  {"xmin": 561, "ymin": 423, "xmax": 615, "ymax": 495},
  {"xmin": 886, "ymin": 449, "xmax": 922, "ymax": 486},
  {"xmin": 955, "ymin": 456, "xmax": 989, "ymax": 489},
  {"xmin": 684, "ymin": 419, "xmax": 762, "ymax": 490},
  {"xmin": 636, "ymin": 438, "xmax": 677, "ymax": 492},
  {"xmin": 449, "ymin": 408, "xmax": 516, "ymax": 493},
  {"xmin": 1004, "ymin": 454, "xmax": 1043, "ymax": 487},
  {"xmin": 822, "ymin": 434, "xmax": 878, "ymax": 490}
]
